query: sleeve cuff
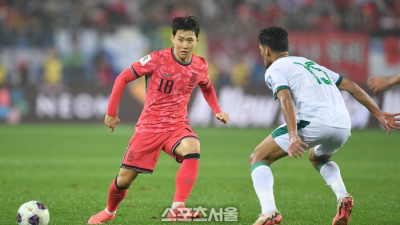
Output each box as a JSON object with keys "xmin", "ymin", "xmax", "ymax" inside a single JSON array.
[
  {"xmin": 335, "ymin": 75, "xmax": 343, "ymax": 87},
  {"xmin": 273, "ymin": 85, "xmax": 290, "ymax": 100}
]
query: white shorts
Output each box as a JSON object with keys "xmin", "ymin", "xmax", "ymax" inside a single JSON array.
[{"xmin": 272, "ymin": 120, "xmax": 351, "ymax": 157}]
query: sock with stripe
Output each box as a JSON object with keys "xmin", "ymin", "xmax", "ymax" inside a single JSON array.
[
  {"xmin": 106, "ymin": 177, "xmax": 128, "ymax": 214},
  {"xmin": 251, "ymin": 162, "xmax": 277, "ymax": 214},
  {"xmin": 317, "ymin": 160, "xmax": 347, "ymax": 201},
  {"xmin": 172, "ymin": 153, "xmax": 200, "ymax": 205}
]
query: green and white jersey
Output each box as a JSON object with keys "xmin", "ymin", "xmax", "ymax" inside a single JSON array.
[{"xmin": 265, "ymin": 56, "xmax": 351, "ymax": 128}]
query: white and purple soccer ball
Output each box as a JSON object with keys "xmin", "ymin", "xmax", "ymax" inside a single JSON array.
[{"xmin": 17, "ymin": 201, "xmax": 50, "ymax": 225}]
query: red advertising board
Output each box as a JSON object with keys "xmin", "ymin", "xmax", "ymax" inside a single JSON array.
[{"xmin": 289, "ymin": 32, "xmax": 369, "ymax": 84}]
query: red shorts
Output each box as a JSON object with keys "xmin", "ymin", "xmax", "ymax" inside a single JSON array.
[{"xmin": 120, "ymin": 124, "xmax": 198, "ymax": 174}]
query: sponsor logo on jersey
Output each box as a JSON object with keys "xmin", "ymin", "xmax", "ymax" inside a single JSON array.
[{"xmin": 139, "ymin": 55, "xmax": 152, "ymax": 66}]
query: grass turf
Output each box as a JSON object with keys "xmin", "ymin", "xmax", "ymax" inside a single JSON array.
[{"xmin": 0, "ymin": 124, "xmax": 399, "ymax": 225}]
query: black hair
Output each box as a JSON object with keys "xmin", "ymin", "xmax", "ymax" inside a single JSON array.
[
  {"xmin": 171, "ymin": 16, "xmax": 200, "ymax": 37},
  {"xmin": 258, "ymin": 26, "xmax": 289, "ymax": 52}
]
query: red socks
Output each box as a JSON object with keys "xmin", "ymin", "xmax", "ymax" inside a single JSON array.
[
  {"xmin": 106, "ymin": 153, "xmax": 200, "ymax": 212},
  {"xmin": 107, "ymin": 178, "xmax": 128, "ymax": 213},
  {"xmin": 173, "ymin": 154, "xmax": 200, "ymax": 203}
]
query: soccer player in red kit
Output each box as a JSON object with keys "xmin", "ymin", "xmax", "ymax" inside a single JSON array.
[{"xmin": 88, "ymin": 16, "xmax": 230, "ymax": 224}]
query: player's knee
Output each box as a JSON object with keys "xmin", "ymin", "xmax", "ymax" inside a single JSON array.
[
  {"xmin": 308, "ymin": 150, "xmax": 319, "ymax": 166},
  {"xmin": 117, "ymin": 171, "xmax": 138, "ymax": 189},
  {"xmin": 249, "ymin": 153, "xmax": 256, "ymax": 165},
  {"xmin": 249, "ymin": 149, "xmax": 263, "ymax": 165},
  {"xmin": 116, "ymin": 176, "xmax": 134, "ymax": 189},
  {"xmin": 179, "ymin": 144, "xmax": 200, "ymax": 155},
  {"xmin": 176, "ymin": 138, "xmax": 200, "ymax": 156},
  {"xmin": 308, "ymin": 150, "xmax": 315, "ymax": 162},
  {"xmin": 250, "ymin": 145, "xmax": 280, "ymax": 165},
  {"xmin": 308, "ymin": 149, "xmax": 331, "ymax": 168},
  {"xmin": 186, "ymin": 144, "xmax": 200, "ymax": 154}
]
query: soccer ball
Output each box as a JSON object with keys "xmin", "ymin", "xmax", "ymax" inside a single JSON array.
[{"xmin": 17, "ymin": 201, "xmax": 50, "ymax": 225}]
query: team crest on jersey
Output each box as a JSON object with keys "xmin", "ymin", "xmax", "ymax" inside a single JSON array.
[
  {"xmin": 139, "ymin": 55, "xmax": 152, "ymax": 66},
  {"xmin": 189, "ymin": 73, "xmax": 198, "ymax": 87},
  {"xmin": 127, "ymin": 151, "xmax": 135, "ymax": 162}
]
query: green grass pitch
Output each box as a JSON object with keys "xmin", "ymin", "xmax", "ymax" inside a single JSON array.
[{"xmin": 1, "ymin": 124, "xmax": 399, "ymax": 225}]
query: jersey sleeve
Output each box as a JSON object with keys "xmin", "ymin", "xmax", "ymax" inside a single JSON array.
[
  {"xmin": 131, "ymin": 51, "xmax": 160, "ymax": 77},
  {"xmin": 198, "ymin": 59, "xmax": 210, "ymax": 86},
  {"xmin": 321, "ymin": 66, "xmax": 343, "ymax": 87},
  {"xmin": 265, "ymin": 67, "xmax": 290, "ymax": 100},
  {"xmin": 107, "ymin": 51, "xmax": 161, "ymax": 116},
  {"xmin": 199, "ymin": 80, "xmax": 221, "ymax": 115},
  {"xmin": 197, "ymin": 59, "xmax": 221, "ymax": 114},
  {"xmin": 107, "ymin": 68, "xmax": 137, "ymax": 116}
]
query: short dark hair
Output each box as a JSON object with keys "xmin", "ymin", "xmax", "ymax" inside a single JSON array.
[
  {"xmin": 171, "ymin": 16, "xmax": 200, "ymax": 37},
  {"xmin": 258, "ymin": 26, "xmax": 288, "ymax": 52}
]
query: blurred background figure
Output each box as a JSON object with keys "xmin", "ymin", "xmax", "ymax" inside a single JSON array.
[
  {"xmin": 93, "ymin": 51, "xmax": 114, "ymax": 86},
  {"xmin": 0, "ymin": 86, "xmax": 28, "ymax": 124},
  {"xmin": 1, "ymin": 0, "xmax": 400, "ymax": 87},
  {"xmin": 0, "ymin": 0, "xmax": 399, "ymax": 125},
  {"xmin": 0, "ymin": 87, "xmax": 11, "ymax": 121},
  {"xmin": 0, "ymin": 61, "xmax": 7, "ymax": 85},
  {"xmin": 368, "ymin": 73, "xmax": 400, "ymax": 93},
  {"xmin": 43, "ymin": 48, "xmax": 63, "ymax": 85},
  {"xmin": 231, "ymin": 55, "xmax": 251, "ymax": 87}
]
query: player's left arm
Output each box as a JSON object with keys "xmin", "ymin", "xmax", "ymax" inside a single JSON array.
[
  {"xmin": 338, "ymin": 77, "xmax": 400, "ymax": 133},
  {"xmin": 198, "ymin": 80, "xmax": 229, "ymax": 124},
  {"xmin": 276, "ymin": 89, "xmax": 308, "ymax": 158}
]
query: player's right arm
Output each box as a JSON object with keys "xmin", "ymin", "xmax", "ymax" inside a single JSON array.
[
  {"xmin": 338, "ymin": 77, "xmax": 400, "ymax": 133},
  {"xmin": 105, "ymin": 67, "xmax": 137, "ymax": 132},
  {"xmin": 267, "ymin": 66, "xmax": 307, "ymax": 158},
  {"xmin": 105, "ymin": 51, "xmax": 159, "ymax": 132},
  {"xmin": 276, "ymin": 89, "xmax": 308, "ymax": 158}
]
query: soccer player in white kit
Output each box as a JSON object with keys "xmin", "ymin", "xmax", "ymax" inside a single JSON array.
[{"xmin": 250, "ymin": 27, "xmax": 400, "ymax": 225}]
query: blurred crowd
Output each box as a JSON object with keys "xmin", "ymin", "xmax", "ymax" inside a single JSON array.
[{"xmin": 0, "ymin": 0, "xmax": 400, "ymax": 87}]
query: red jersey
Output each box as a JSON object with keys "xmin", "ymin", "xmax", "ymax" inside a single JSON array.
[{"xmin": 107, "ymin": 48, "xmax": 221, "ymax": 133}]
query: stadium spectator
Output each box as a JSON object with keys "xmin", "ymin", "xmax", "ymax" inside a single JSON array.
[
  {"xmin": 249, "ymin": 26, "xmax": 400, "ymax": 225},
  {"xmin": 87, "ymin": 16, "xmax": 229, "ymax": 224},
  {"xmin": 0, "ymin": 87, "xmax": 11, "ymax": 121},
  {"xmin": 0, "ymin": 86, "xmax": 28, "ymax": 124},
  {"xmin": 2, "ymin": 0, "xmax": 400, "ymax": 86},
  {"xmin": 0, "ymin": 62, "xmax": 6, "ymax": 84},
  {"xmin": 43, "ymin": 48, "xmax": 63, "ymax": 85},
  {"xmin": 368, "ymin": 73, "xmax": 400, "ymax": 93},
  {"xmin": 231, "ymin": 55, "xmax": 252, "ymax": 86},
  {"xmin": 206, "ymin": 54, "xmax": 220, "ymax": 84},
  {"xmin": 93, "ymin": 52, "xmax": 114, "ymax": 86},
  {"xmin": 13, "ymin": 61, "xmax": 28, "ymax": 86}
]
